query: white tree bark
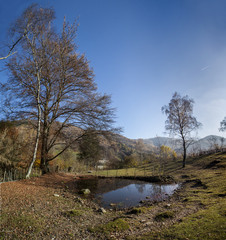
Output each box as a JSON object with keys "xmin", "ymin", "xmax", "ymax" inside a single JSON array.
[
  {"xmin": 26, "ymin": 73, "xmax": 41, "ymax": 178},
  {"xmin": 26, "ymin": 41, "xmax": 42, "ymax": 178}
]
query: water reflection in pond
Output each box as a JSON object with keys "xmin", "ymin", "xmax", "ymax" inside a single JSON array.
[{"xmin": 75, "ymin": 178, "xmax": 179, "ymax": 209}]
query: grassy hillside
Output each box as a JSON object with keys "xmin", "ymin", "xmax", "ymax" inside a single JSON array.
[{"xmin": 127, "ymin": 152, "xmax": 226, "ymax": 239}]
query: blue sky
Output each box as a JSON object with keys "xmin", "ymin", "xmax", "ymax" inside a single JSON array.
[{"xmin": 0, "ymin": 0, "xmax": 226, "ymax": 139}]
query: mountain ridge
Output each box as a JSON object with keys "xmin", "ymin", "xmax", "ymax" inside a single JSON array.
[{"xmin": 139, "ymin": 135, "xmax": 226, "ymax": 153}]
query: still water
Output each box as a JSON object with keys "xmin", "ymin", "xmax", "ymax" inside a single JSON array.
[{"xmin": 75, "ymin": 177, "xmax": 179, "ymax": 209}]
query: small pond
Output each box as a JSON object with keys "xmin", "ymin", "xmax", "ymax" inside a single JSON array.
[{"xmin": 75, "ymin": 177, "xmax": 179, "ymax": 209}]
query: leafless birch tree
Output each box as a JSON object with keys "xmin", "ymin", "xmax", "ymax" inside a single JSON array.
[
  {"xmin": 1, "ymin": 4, "xmax": 118, "ymax": 174},
  {"xmin": 162, "ymin": 92, "xmax": 201, "ymax": 168},
  {"xmin": 220, "ymin": 117, "xmax": 226, "ymax": 132}
]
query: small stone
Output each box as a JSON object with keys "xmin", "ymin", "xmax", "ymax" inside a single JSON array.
[
  {"xmin": 140, "ymin": 220, "xmax": 146, "ymax": 223},
  {"xmin": 54, "ymin": 194, "xmax": 60, "ymax": 197},
  {"xmin": 79, "ymin": 189, "xmax": 91, "ymax": 195},
  {"xmin": 165, "ymin": 204, "xmax": 171, "ymax": 208},
  {"xmin": 98, "ymin": 208, "xmax": 106, "ymax": 213},
  {"xmin": 145, "ymin": 222, "xmax": 153, "ymax": 226},
  {"xmin": 110, "ymin": 203, "xmax": 116, "ymax": 207}
]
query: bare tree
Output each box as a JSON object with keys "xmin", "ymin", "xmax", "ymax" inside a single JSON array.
[
  {"xmin": 219, "ymin": 117, "xmax": 226, "ymax": 132},
  {"xmin": 135, "ymin": 139, "xmax": 146, "ymax": 162},
  {"xmin": 78, "ymin": 128, "xmax": 101, "ymax": 169},
  {"xmin": 162, "ymin": 92, "xmax": 201, "ymax": 168},
  {"xmin": 220, "ymin": 137, "xmax": 225, "ymax": 151},
  {"xmin": 207, "ymin": 136, "xmax": 220, "ymax": 151},
  {"xmin": 0, "ymin": 4, "xmax": 48, "ymax": 61},
  {"xmin": 219, "ymin": 118, "xmax": 226, "ymax": 152},
  {"xmin": 3, "ymin": 4, "xmax": 55, "ymax": 177},
  {"xmin": 2, "ymin": 5, "xmax": 118, "ymax": 174},
  {"xmin": 0, "ymin": 33, "xmax": 26, "ymax": 60}
]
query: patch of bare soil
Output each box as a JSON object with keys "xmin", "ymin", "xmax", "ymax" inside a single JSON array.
[{"xmin": 0, "ymin": 173, "xmax": 203, "ymax": 240}]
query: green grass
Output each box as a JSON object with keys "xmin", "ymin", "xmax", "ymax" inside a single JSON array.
[
  {"xmin": 136, "ymin": 206, "xmax": 226, "ymax": 240},
  {"xmin": 65, "ymin": 209, "xmax": 84, "ymax": 217},
  {"xmin": 89, "ymin": 156, "xmax": 183, "ymax": 178},
  {"xmin": 164, "ymin": 206, "xmax": 226, "ymax": 240},
  {"xmin": 93, "ymin": 152, "xmax": 226, "ymax": 178},
  {"xmin": 90, "ymin": 166, "xmax": 166, "ymax": 178},
  {"xmin": 129, "ymin": 206, "xmax": 153, "ymax": 215},
  {"xmin": 154, "ymin": 211, "xmax": 175, "ymax": 221},
  {"xmin": 89, "ymin": 218, "xmax": 130, "ymax": 234}
]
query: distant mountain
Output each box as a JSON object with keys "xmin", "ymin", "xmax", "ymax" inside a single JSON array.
[
  {"xmin": 142, "ymin": 135, "xmax": 226, "ymax": 153},
  {"xmin": 193, "ymin": 135, "xmax": 226, "ymax": 152}
]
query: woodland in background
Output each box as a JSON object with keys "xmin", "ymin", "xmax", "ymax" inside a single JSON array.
[
  {"xmin": 1, "ymin": 119, "xmax": 225, "ymax": 178},
  {"xmin": 0, "ymin": 120, "xmax": 174, "ymax": 173}
]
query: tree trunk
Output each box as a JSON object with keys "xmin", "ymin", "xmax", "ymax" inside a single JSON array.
[
  {"xmin": 40, "ymin": 161, "xmax": 49, "ymax": 174},
  {"xmin": 182, "ymin": 139, "xmax": 186, "ymax": 168},
  {"xmin": 26, "ymin": 116, "xmax": 41, "ymax": 178},
  {"xmin": 26, "ymin": 71, "xmax": 41, "ymax": 178},
  {"xmin": 40, "ymin": 135, "xmax": 49, "ymax": 174},
  {"xmin": 40, "ymin": 106, "xmax": 50, "ymax": 174}
]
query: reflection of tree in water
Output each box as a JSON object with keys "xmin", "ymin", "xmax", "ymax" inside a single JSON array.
[
  {"xmin": 150, "ymin": 184, "xmax": 163, "ymax": 201},
  {"xmin": 153, "ymin": 184, "xmax": 161, "ymax": 193},
  {"xmin": 75, "ymin": 178, "xmax": 99, "ymax": 192},
  {"xmin": 161, "ymin": 184, "xmax": 178, "ymax": 195},
  {"xmin": 76, "ymin": 178, "xmax": 144, "ymax": 194},
  {"xmin": 134, "ymin": 183, "xmax": 146, "ymax": 193}
]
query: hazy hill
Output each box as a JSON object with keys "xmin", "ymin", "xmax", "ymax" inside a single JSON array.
[
  {"xmin": 143, "ymin": 137, "xmax": 180, "ymax": 150},
  {"xmin": 142, "ymin": 135, "xmax": 226, "ymax": 153},
  {"xmin": 193, "ymin": 135, "xmax": 226, "ymax": 151}
]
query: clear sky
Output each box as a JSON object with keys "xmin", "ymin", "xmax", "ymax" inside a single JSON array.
[{"xmin": 0, "ymin": 0, "xmax": 226, "ymax": 139}]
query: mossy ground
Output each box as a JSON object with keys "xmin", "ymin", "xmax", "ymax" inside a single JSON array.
[
  {"xmin": 134, "ymin": 206, "xmax": 226, "ymax": 240},
  {"xmin": 65, "ymin": 209, "xmax": 85, "ymax": 217},
  {"xmin": 89, "ymin": 218, "xmax": 130, "ymax": 234},
  {"xmin": 154, "ymin": 210, "xmax": 175, "ymax": 221},
  {"xmin": 128, "ymin": 206, "xmax": 154, "ymax": 215}
]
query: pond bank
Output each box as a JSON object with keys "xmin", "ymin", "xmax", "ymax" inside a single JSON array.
[{"xmin": 98, "ymin": 174, "xmax": 176, "ymax": 183}]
